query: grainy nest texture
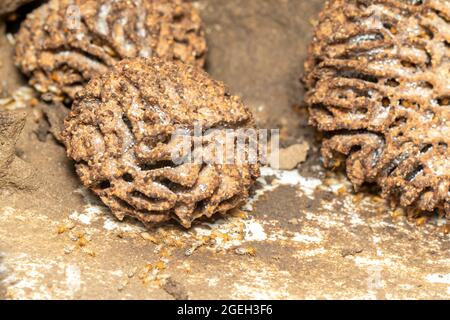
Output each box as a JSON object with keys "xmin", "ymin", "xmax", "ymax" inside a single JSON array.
[
  {"xmin": 62, "ymin": 57, "xmax": 260, "ymax": 228},
  {"xmin": 14, "ymin": 0, "xmax": 207, "ymax": 101},
  {"xmin": 304, "ymin": 0, "xmax": 450, "ymax": 217}
]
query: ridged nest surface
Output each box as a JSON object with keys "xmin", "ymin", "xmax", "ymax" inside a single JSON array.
[
  {"xmin": 304, "ymin": 0, "xmax": 450, "ymax": 217},
  {"xmin": 15, "ymin": 0, "xmax": 207, "ymax": 101},
  {"xmin": 62, "ymin": 57, "xmax": 260, "ymax": 228}
]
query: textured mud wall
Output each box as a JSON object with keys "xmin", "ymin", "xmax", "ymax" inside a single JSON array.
[{"xmin": 196, "ymin": 0, "xmax": 324, "ymax": 144}]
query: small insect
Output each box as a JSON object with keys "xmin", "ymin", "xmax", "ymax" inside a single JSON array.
[
  {"xmin": 336, "ymin": 186, "xmax": 347, "ymax": 196},
  {"xmin": 76, "ymin": 233, "xmax": 89, "ymax": 247},
  {"xmin": 352, "ymin": 193, "xmax": 364, "ymax": 204},
  {"xmin": 154, "ymin": 260, "xmax": 166, "ymax": 271},
  {"xmin": 56, "ymin": 221, "xmax": 75, "ymax": 234},
  {"xmin": 415, "ymin": 216, "xmax": 428, "ymax": 226},
  {"xmin": 443, "ymin": 224, "xmax": 450, "ymax": 235},
  {"xmin": 391, "ymin": 208, "xmax": 405, "ymax": 219},
  {"xmin": 140, "ymin": 232, "xmax": 159, "ymax": 244},
  {"xmin": 235, "ymin": 247, "xmax": 257, "ymax": 256},
  {"xmin": 57, "ymin": 225, "xmax": 67, "ymax": 234},
  {"xmin": 82, "ymin": 248, "xmax": 96, "ymax": 257}
]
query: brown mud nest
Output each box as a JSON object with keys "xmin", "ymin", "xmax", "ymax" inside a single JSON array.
[
  {"xmin": 304, "ymin": 0, "xmax": 450, "ymax": 217},
  {"xmin": 14, "ymin": 0, "xmax": 207, "ymax": 101},
  {"xmin": 62, "ymin": 57, "xmax": 260, "ymax": 228}
]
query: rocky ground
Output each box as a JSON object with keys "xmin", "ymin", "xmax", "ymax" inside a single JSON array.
[{"xmin": 0, "ymin": 0, "xmax": 448, "ymax": 300}]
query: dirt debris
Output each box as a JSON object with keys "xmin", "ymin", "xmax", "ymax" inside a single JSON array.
[
  {"xmin": 161, "ymin": 277, "xmax": 189, "ymax": 300},
  {"xmin": 275, "ymin": 142, "xmax": 310, "ymax": 170}
]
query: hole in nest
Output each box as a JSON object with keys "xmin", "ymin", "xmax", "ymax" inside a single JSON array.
[
  {"xmin": 417, "ymin": 81, "xmax": 433, "ymax": 90},
  {"xmin": 401, "ymin": 60, "xmax": 418, "ymax": 70},
  {"xmin": 385, "ymin": 78, "xmax": 400, "ymax": 87},
  {"xmin": 122, "ymin": 173, "xmax": 134, "ymax": 182},
  {"xmin": 349, "ymin": 33, "xmax": 384, "ymax": 44},
  {"xmin": 422, "ymin": 27, "xmax": 434, "ymax": 40},
  {"xmin": 313, "ymin": 104, "xmax": 334, "ymax": 117},
  {"xmin": 173, "ymin": 12, "xmax": 185, "ymax": 23},
  {"xmin": 389, "ymin": 116, "xmax": 407, "ymax": 128},
  {"xmin": 122, "ymin": 115, "xmax": 133, "ymax": 132},
  {"xmin": 438, "ymin": 142, "xmax": 448, "ymax": 151},
  {"xmin": 425, "ymin": 52, "xmax": 432, "ymax": 67},
  {"xmin": 423, "ymin": 109, "xmax": 435, "ymax": 120},
  {"xmin": 350, "ymin": 145, "xmax": 362, "ymax": 154},
  {"xmin": 384, "ymin": 152, "xmax": 409, "ymax": 177},
  {"xmin": 437, "ymin": 97, "xmax": 450, "ymax": 106},
  {"xmin": 155, "ymin": 178, "xmax": 189, "ymax": 192},
  {"xmin": 194, "ymin": 199, "xmax": 208, "ymax": 213},
  {"xmin": 113, "ymin": 196, "xmax": 136, "ymax": 211},
  {"xmin": 356, "ymin": 0, "xmax": 369, "ymax": 9},
  {"xmin": 405, "ymin": 165, "xmax": 424, "ymax": 182},
  {"xmin": 407, "ymin": 0, "xmax": 423, "ymax": 5},
  {"xmin": 338, "ymin": 70, "xmax": 378, "ymax": 83},
  {"xmin": 399, "ymin": 99, "xmax": 415, "ymax": 108},
  {"xmin": 139, "ymin": 160, "xmax": 174, "ymax": 171},
  {"xmin": 382, "ymin": 97, "xmax": 390, "ymax": 107},
  {"xmin": 383, "ymin": 22, "xmax": 398, "ymax": 34},
  {"xmin": 131, "ymin": 191, "xmax": 162, "ymax": 203},
  {"xmin": 98, "ymin": 180, "xmax": 111, "ymax": 189},
  {"xmin": 420, "ymin": 144, "xmax": 432, "ymax": 154},
  {"xmin": 357, "ymin": 107, "xmax": 368, "ymax": 114}
]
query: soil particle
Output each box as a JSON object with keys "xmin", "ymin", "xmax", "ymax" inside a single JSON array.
[
  {"xmin": 276, "ymin": 142, "xmax": 310, "ymax": 170},
  {"xmin": 161, "ymin": 277, "xmax": 189, "ymax": 300}
]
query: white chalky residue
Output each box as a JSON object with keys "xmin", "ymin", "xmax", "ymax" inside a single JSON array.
[
  {"xmin": 0, "ymin": 207, "xmax": 15, "ymax": 219},
  {"xmin": 260, "ymin": 167, "xmax": 322, "ymax": 198},
  {"xmin": 97, "ymin": 3, "xmax": 111, "ymax": 35},
  {"xmin": 353, "ymin": 256, "xmax": 395, "ymax": 267},
  {"xmin": 65, "ymin": 265, "xmax": 81, "ymax": 296},
  {"xmin": 291, "ymin": 232, "xmax": 322, "ymax": 243},
  {"xmin": 207, "ymin": 278, "xmax": 219, "ymax": 287},
  {"xmin": 304, "ymin": 209, "xmax": 342, "ymax": 228},
  {"xmin": 425, "ymin": 274, "xmax": 450, "ymax": 285},
  {"xmin": 110, "ymin": 270, "xmax": 124, "ymax": 277},
  {"xmin": 232, "ymin": 269, "xmax": 291, "ymax": 300},
  {"xmin": 243, "ymin": 220, "xmax": 267, "ymax": 241},
  {"xmin": 244, "ymin": 167, "xmax": 323, "ymax": 211},
  {"xmin": 296, "ymin": 248, "xmax": 327, "ymax": 257},
  {"xmin": 342, "ymin": 198, "xmax": 366, "ymax": 226},
  {"xmin": 69, "ymin": 205, "xmax": 105, "ymax": 225},
  {"xmin": 242, "ymin": 176, "xmax": 277, "ymax": 211},
  {"xmin": 103, "ymin": 216, "xmax": 145, "ymax": 232},
  {"xmin": 73, "ymin": 187, "xmax": 102, "ymax": 205},
  {"xmin": 2, "ymin": 255, "xmax": 55, "ymax": 300},
  {"xmin": 267, "ymin": 231, "xmax": 288, "ymax": 241}
]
